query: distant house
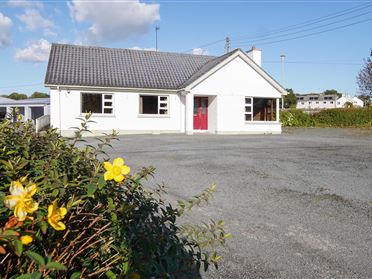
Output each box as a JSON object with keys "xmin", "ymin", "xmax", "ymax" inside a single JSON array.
[
  {"xmin": 45, "ymin": 44, "xmax": 287, "ymax": 136},
  {"xmin": 336, "ymin": 95, "xmax": 364, "ymax": 108},
  {"xmin": 0, "ymin": 97, "xmax": 50, "ymax": 122},
  {"xmin": 296, "ymin": 93, "xmax": 337, "ymax": 110}
]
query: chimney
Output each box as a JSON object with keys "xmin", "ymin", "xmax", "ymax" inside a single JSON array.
[{"xmin": 246, "ymin": 45, "xmax": 261, "ymax": 67}]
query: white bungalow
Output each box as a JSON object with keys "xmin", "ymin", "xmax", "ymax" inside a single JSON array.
[
  {"xmin": 45, "ymin": 44, "xmax": 287, "ymax": 136},
  {"xmin": 0, "ymin": 97, "xmax": 50, "ymax": 122}
]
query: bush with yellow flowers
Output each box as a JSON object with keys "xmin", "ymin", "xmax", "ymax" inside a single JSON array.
[{"xmin": 0, "ymin": 112, "xmax": 229, "ymax": 279}]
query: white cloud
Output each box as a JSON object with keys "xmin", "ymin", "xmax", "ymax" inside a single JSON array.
[
  {"xmin": 68, "ymin": 0, "xmax": 160, "ymax": 43},
  {"xmin": 192, "ymin": 48, "xmax": 209, "ymax": 55},
  {"xmin": 8, "ymin": 0, "xmax": 43, "ymax": 9},
  {"xmin": 0, "ymin": 12, "xmax": 12, "ymax": 47},
  {"xmin": 131, "ymin": 46, "xmax": 157, "ymax": 51},
  {"xmin": 15, "ymin": 39, "xmax": 51, "ymax": 62},
  {"xmin": 17, "ymin": 9, "xmax": 55, "ymax": 36}
]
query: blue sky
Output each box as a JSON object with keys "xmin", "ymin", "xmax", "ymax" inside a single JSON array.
[{"xmin": 0, "ymin": 0, "xmax": 371, "ymax": 96}]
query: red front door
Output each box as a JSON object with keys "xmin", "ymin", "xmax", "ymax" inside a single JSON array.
[{"xmin": 193, "ymin": 97, "xmax": 208, "ymax": 130}]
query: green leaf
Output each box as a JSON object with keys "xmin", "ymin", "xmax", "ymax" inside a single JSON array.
[
  {"xmin": 31, "ymin": 273, "xmax": 42, "ymax": 279},
  {"xmin": 105, "ymin": 270, "xmax": 116, "ymax": 279},
  {"xmin": 45, "ymin": 261, "xmax": 67, "ymax": 271},
  {"xmin": 25, "ymin": 251, "xmax": 45, "ymax": 267},
  {"xmin": 86, "ymin": 184, "xmax": 97, "ymax": 196},
  {"xmin": 13, "ymin": 239, "xmax": 23, "ymax": 256},
  {"xmin": 70, "ymin": 272, "xmax": 81, "ymax": 279},
  {"xmin": 3, "ymin": 230, "xmax": 20, "ymax": 236},
  {"xmin": 40, "ymin": 221, "xmax": 48, "ymax": 234},
  {"xmin": 122, "ymin": 260, "xmax": 129, "ymax": 274},
  {"xmin": 51, "ymin": 189, "xmax": 59, "ymax": 197},
  {"xmin": 15, "ymin": 274, "xmax": 32, "ymax": 279}
]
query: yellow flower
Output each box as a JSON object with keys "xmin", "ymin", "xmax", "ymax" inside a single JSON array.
[
  {"xmin": 48, "ymin": 201, "xmax": 67, "ymax": 231},
  {"xmin": 103, "ymin": 157, "xmax": 130, "ymax": 183},
  {"xmin": 20, "ymin": 235, "xmax": 33, "ymax": 245},
  {"xmin": 4, "ymin": 180, "xmax": 39, "ymax": 221}
]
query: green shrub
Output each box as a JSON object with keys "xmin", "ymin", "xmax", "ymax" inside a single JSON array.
[
  {"xmin": 280, "ymin": 109, "xmax": 315, "ymax": 127},
  {"xmin": 280, "ymin": 108, "xmax": 372, "ymax": 128},
  {"xmin": 314, "ymin": 108, "xmax": 372, "ymax": 127},
  {"xmin": 0, "ymin": 113, "xmax": 229, "ymax": 278}
]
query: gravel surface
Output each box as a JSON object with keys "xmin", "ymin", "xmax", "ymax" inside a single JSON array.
[{"xmin": 91, "ymin": 128, "xmax": 372, "ymax": 278}]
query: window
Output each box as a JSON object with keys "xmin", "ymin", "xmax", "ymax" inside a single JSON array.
[
  {"xmin": 245, "ymin": 97, "xmax": 276, "ymax": 121},
  {"xmin": 316, "ymin": 102, "xmax": 319, "ymax": 104},
  {"xmin": 330, "ymin": 101, "xmax": 334, "ymax": 104},
  {"xmin": 323, "ymin": 101, "xmax": 327, "ymax": 104},
  {"xmin": 81, "ymin": 93, "xmax": 113, "ymax": 114},
  {"xmin": 301, "ymin": 102, "xmax": 304, "ymax": 105},
  {"xmin": 244, "ymin": 97, "xmax": 253, "ymax": 121},
  {"xmin": 0, "ymin": 107, "xmax": 6, "ymax": 120},
  {"xmin": 140, "ymin": 95, "xmax": 169, "ymax": 115}
]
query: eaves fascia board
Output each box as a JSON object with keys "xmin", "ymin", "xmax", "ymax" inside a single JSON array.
[{"xmin": 45, "ymin": 84, "xmax": 179, "ymax": 94}]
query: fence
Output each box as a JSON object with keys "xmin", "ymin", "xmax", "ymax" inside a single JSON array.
[{"xmin": 35, "ymin": 115, "xmax": 50, "ymax": 133}]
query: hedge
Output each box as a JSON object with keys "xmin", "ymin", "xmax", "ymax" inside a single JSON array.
[{"xmin": 280, "ymin": 108, "xmax": 372, "ymax": 127}]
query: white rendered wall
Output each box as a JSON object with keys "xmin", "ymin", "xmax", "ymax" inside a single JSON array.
[
  {"xmin": 191, "ymin": 56, "xmax": 282, "ymax": 134},
  {"xmin": 50, "ymin": 89, "xmax": 183, "ymax": 136}
]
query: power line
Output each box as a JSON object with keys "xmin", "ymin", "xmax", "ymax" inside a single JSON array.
[
  {"xmin": 232, "ymin": 2, "xmax": 372, "ymax": 42},
  {"xmin": 263, "ymin": 60, "xmax": 361, "ymax": 65},
  {"xmin": 232, "ymin": 9, "xmax": 372, "ymax": 45},
  {"xmin": 184, "ymin": 2, "xmax": 372, "ymax": 53},
  {"xmin": 233, "ymin": 17, "xmax": 372, "ymax": 47}
]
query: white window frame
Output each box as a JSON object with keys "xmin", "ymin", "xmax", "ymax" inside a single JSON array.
[
  {"xmin": 139, "ymin": 94, "xmax": 169, "ymax": 116},
  {"xmin": 81, "ymin": 92, "xmax": 114, "ymax": 115},
  {"xmin": 244, "ymin": 97, "xmax": 253, "ymax": 121}
]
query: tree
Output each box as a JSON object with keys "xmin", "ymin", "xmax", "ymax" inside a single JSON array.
[
  {"xmin": 323, "ymin": 89, "xmax": 342, "ymax": 98},
  {"xmin": 6, "ymin": 92, "xmax": 28, "ymax": 100},
  {"xmin": 356, "ymin": 54, "xmax": 372, "ymax": 106},
  {"xmin": 283, "ymin": 88, "xmax": 297, "ymax": 108},
  {"xmin": 30, "ymin": 91, "xmax": 49, "ymax": 98}
]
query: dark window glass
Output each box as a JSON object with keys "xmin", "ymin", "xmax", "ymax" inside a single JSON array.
[
  {"xmin": 0, "ymin": 107, "xmax": 6, "ymax": 120},
  {"xmin": 141, "ymin": 96, "xmax": 158, "ymax": 114},
  {"xmin": 253, "ymin": 98, "xmax": 276, "ymax": 121},
  {"xmin": 82, "ymin": 93, "xmax": 102, "ymax": 113}
]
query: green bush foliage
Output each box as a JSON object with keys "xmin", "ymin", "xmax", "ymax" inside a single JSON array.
[
  {"xmin": 0, "ymin": 113, "xmax": 229, "ymax": 278},
  {"xmin": 280, "ymin": 108, "xmax": 372, "ymax": 127},
  {"xmin": 280, "ymin": 109, "xmax": 315, "ymax": 127},
  {"xmin": 314, "ymin": 108, "xmax": 372, "ymax": 127}
]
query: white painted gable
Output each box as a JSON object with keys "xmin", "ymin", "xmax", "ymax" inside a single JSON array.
[{"xmin": 190, "ymin": 54, "xmax": 283, "ymax": 98}]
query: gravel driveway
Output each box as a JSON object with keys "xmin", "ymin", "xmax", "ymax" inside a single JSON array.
[{"xmin": 91, "ymin": 128, "xmax": 372, "ymax": 278}]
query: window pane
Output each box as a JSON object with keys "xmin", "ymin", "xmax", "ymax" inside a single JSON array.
[
  {"xmin": 141, "ymin": 96, "xmax": 158, "ymax": 114},
  {"xmin": 159, "ymin": 109, "xmax": 168, "ymax": 115},
  {"xmin": 160, "ymin": 103, "xmax": 167, "ymax": 108},
  {"xmin": 245, "ymin": 114, "xmax": 251, "ymax": 121},
  {"xmin": 160, "ymin": 96, "xmax": 167, "ymax": 101},
  {"xmin": 104, "ymin": 108, "xmax": 113, "ymax": 114},
  {"xmin": 253, "ymin": 98, "xmax": 276, "ymax": 121},
  {"xmin": 245, "ymin": 97, "xmax": 251, "ymax": 104},
  {"xmin": 104, "ymin": 102, "xmax": 112, "ymax": 107},
  {"xmin": 0, "ymin": 107, "xmax": 6, "ymax": 120},
  {"xmin": 82, "ymin": 93, "xmax": 102, "ymax": 113},
  {"xmin": 104, "ymin": 95, "xmax": 112, "ymax": 100},
  {"xmin": 194, "ymin": 99, "xmax": 198, "ymax": 114},
  {"xmin": 245, "ymin": 106, "xmax": 251, "ymax": 113}
]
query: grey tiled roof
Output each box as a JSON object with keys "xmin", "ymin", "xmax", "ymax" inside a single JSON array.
[{"xmin": 45, "ymin": 44, "xmax": 236, "ymax": 90}]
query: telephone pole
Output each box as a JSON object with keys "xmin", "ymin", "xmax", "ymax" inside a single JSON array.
[
  {"xmin": 280, "ymin": 54, "xmax": 286, "ymax": 109},
  {"xmin": 155, "ymin": 25, "xmax": 160, "ymax": 51},
  {"xmin": 225, "ymin": 35, "xmax": 230, "ymax": 53}
]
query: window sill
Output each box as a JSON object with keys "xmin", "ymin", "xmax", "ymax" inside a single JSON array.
[
  {"xmin": 138, "ymin": 114, "xmax": 170, "ymax": 118},
  {"xmin": 80, "ymin": 113, "xmax": 115, "ymax": 118}
]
